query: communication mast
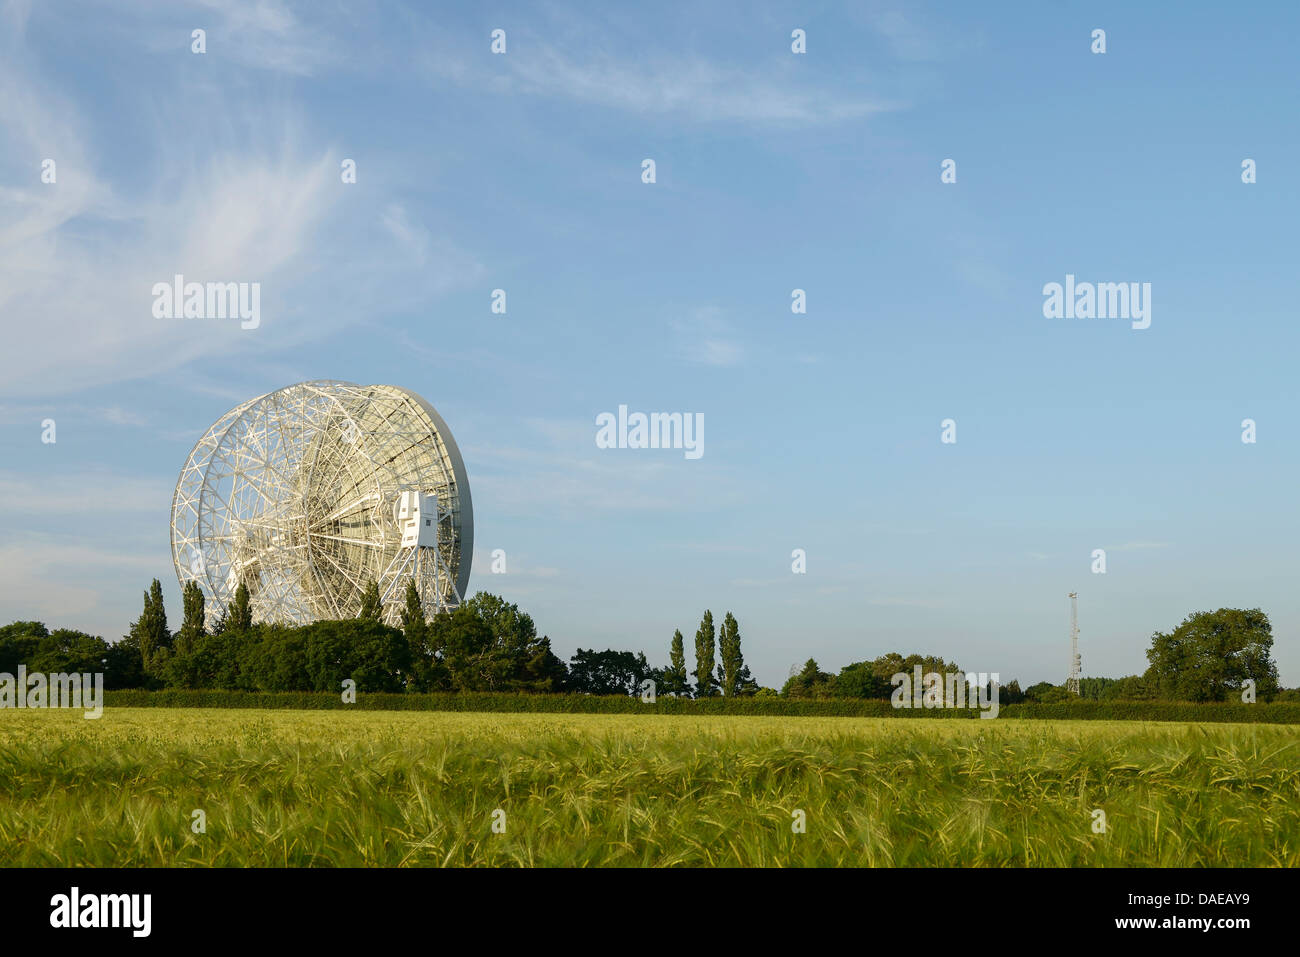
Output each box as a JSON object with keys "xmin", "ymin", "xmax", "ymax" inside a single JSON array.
[{"xmin": 1067, "ymin": 592, "xmax": 1081, "ymax": 695}]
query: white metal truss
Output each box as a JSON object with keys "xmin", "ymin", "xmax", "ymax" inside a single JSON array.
[{"xmin": 170, "ymin": 381, "xmax": 474, "ymax": 629}]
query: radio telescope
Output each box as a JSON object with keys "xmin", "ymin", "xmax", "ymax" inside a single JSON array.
[{"xmin": 170, "ymin": 381, "xmax": 473, "ymax": 629}]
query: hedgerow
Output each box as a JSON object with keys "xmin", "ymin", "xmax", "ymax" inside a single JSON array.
[{"xmin": 99, "ymin": 690, "xmax": 1300, "ymax": 722}]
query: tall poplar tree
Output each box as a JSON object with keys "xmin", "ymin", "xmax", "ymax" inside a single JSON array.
[
  {"xmin": 176, "ymin": 580, "xmax": 206, "ymax": 656},
  {"xmin": 717, "ymin": 611, "xmax": 756, "ymax": 696},
  {"xmin": 358, "ymin": 580, "xmax": 383, "ymax": 622},
  {"xmin": 662, "ymin": 629, "xmax": 690, "ymax": 696},
  {"xmin": 401, "ymin": 579, "xmax": 428, "ymax": 655},
  {"xmin": 129, "ymin": 578, "xmax": 171, "ymax": 669},
  {"xmin": 229, "ymin": 580, "xmax": 253, "ymax": 632},
  {"xmin": 693, "ymin": 610, "xmax": 718, "ymax": 697}
]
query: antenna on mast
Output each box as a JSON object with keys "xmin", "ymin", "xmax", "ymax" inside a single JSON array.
[{"xmin": 1067, "ymin": 591, "xmax": 1081, "ymax": 695}]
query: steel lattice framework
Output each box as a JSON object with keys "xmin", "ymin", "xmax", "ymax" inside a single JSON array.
[{"xmin": 170, "ymin": 381, "xmax": 473, "ymax": 629}]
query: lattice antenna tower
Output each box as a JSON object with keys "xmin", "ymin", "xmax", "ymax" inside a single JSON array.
[{"xmin": 1067, "ymin": 591, "xmax": 1081, "ymax": 695}]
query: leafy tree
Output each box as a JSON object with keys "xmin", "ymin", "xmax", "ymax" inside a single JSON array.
[
  {"xmin": 30, "ymin": 629, "xmax": 111, "ymax": 674},
  {"xmin": 190, "ymin": 628, "xmax": 253, "ymax": 690},
  {"xmin": 1, "ymin": 625, "xmax": 113, "ymax": 676},
  {"xmin": 567, "ymin": 648, "xmax": 653, "ymax": 696},
  {"xmin": 520, "ymin": 634, "xmax": 569, "ymax": 692},
  {"xmin": 1077, "ymin": 676, "xmax": 1119, "ymax": 700},
  {"xmin": 833, "ymin": 662, "xmax": 891, "ymax": 699},
  {"xmin": 1146, "ymin": 608, "xmax": 1280, "ymax": 702},
  {"xmin": 400, "ymin": 579, "xmax": 429, "ymax": 686},
  {"xmin": 1000, "ymin": 678, "xmax": 1025, "ymax": 704},
  {"xmin": 228, "ymin": 580, "xmax": 253, "ymax": 632},
  {"xmin": 128, "ymin": 579, "xmax": 171, "ymax": 671},
  {"xmin": 827, "ymin": 652, "xmax": 964, "ymax": 699},
  {"xmin": 1101, "ymin": 674, "xmax": 1159, "ymax": 701},
  {"xmin": 239, "ymin": 624, "xmax": 309, "ymax": 692},
  {"xmin": 103, "ymin": 637, "xmax": 146, "ymax": 689},
  {"xmin": 0, "ymin": 621, "xmax": 47, "ymax": 673},
  {"xmin": 693, "ymin": 610, "xmax": 718, "ymax": 698},
  {"xmin": 302, "ymin": 618, "xmax": 410, "ymax": 693},
  {"xmin": 357, "ymin": 580, "xmax": 383, "ymax": 622},
  {"xmin": 1021, "ymin": 681, "xmax": 1071, "ymax": 703},
  {"xmin": 176, "ymin": 580, "xmax": 206, "ymax": 657},
  {"xmin": 466, "ymin": 592, "xmax": 566, "ymax": 691},
  {"xmin": 717, "ymin": 611, "xmax": 756, "ymax": 696},
  {"xmin": 781, "ymin": 658, "xmax": 836, "ymax": 698},
  {"xmin": 660, "ymin": 629, "xmax": 691, "ymax": 696},
  {"xmin": 425, "ymin": 604, "xmax": 490, "ymax": 690},
  {"xmin": 422, "ymin": 593, "xmax": 566, "ymax": 692}
]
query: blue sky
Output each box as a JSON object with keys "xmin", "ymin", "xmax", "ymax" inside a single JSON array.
[{"xmin": 2, "ymin": 0, "xmax": 1298, "ymax": 688}]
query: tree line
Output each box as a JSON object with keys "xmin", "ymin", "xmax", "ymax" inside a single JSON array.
[
  {"xmin": 778, "ymin": 608, "xmax": 1288, "ymax": 703},
  {"xmin": 0, "ymin": 579, "xmax": 760, "ymax": 696},
  {"xmin": 0, "ymin": 585, "xmax": 1288, "ymax": 701}
]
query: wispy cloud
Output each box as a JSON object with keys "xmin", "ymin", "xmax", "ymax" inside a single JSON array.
[
  {"xmin": 0, "ymin": 403, "xmax": 150, "ymax": 428},
  {"xmin": 0, "ymin": 470, "xmax": 170, "ymax": 516},
  {"xmin": 420, "ymin": 22, "xmax": 898, "ymax": 126},
  {"xmin": 120, "ymin": 0, "xmax": 342, "ymax": 76},
  {"xmin": 506, "ymin": 46, "xmax": 893, "ymax": 124},
  {"xmin": 0, "ymin": 538, "xmax": 163, "ymax": 630},
  {"xmin": 465, "ymin": 417, "xmax": 748, "ymax": 517},
  {"xmin": 871, "ymin": 10, "xmax": 942, "ymax": 62},
  {"xmin": 0, "ymin": 30, "xmax": 482, "ymax": 399},
  {"xmin": 672, "ymin": 307, "xmax": 743, "ymax": 367}
]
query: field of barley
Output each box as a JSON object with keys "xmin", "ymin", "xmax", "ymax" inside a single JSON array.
[{"xmin": 0, "ymin": 709, "xmax": 1296, "ymax": 866}]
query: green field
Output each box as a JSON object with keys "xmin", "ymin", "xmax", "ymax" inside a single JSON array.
[{"xmin": 1, "ymin": 709, "xmax": 1296, "ymax": 866}]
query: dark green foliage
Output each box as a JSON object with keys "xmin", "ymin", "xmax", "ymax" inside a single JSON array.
[
  {"xmin": 158, "ymin": 619, "xmax": 409, "ymax": 692},
  {"xmin": 103, "ymin": 638, "xmax": 147, "ymax": 689},
  {"xmin": 0, "ymin": 621, "xmax": 48, "ymax": 672},
  {"xmin": 129, "ymin": 579, "xmax": 171, "ymax": 671},
  {"xmin": 240, "ymin": 625, "xmax": 310, "ymax": 692},
  {"xmin": 833, "ymin": 661, "xmax": 891, "ymax": 698},
  {"xmin": 661, "ymin": 629, "xmax": 691, "ymax": 696},
  {"xmin": 228, "ymin": 580, "xmax": 253, "ymax": 632},
  {"xmin": 782, "ymin": 658, "xmax": 836, "ymax": 698},
  {"xmin": 1146, "ymin": 608, "xmax": 1280, "ymax": 702},
  {"xmin": 421, "ymin": 593, "xmax": 566, "ymax": 693},
  {"xmin": 815, "ymin": 652, "xmax": 968, "ymax": 700},
  {"xmin": 1100, "ymin": 674, "xmax": 1159, "ymax": 700},
  {"xmin": 693, "ymin": 610, "xmax": 718, "ymax": 698},
  {"xmin": 31, "ymin": 629, "xmax": 110, "ymax": 674},
  {"xmin": 6, "ymin": 595, "xmax": 1295, "ymax": 711},
  {"xmin": 717, "ymin": 611, "xmax": 756, "ymax": 696},
  {"xmin": 0, "ymin": 624, "xmax": 109, "ymax": 674},
  {"xmin": 1, "ymin": 620, "xmax": 142, "ymax": 689},
  {"xmin": 92, "ymin": 691, "xmax": 1300, "ymax": 723},
  {"xmin": 1024, "ymin": 681, "xmax": 1071, "ymax": 703},
  {"xmin": 1077, "ymin": 676, "xmax": 1119, "ymax": 700},
  {"xmin": 1000, "ymin": 679, "xmax": 1025, "ymax": 704},
  {"xmin": 357, "ymin": 580, "xmax": 383, "ymax": 622},
  {"xmin": 303, "ymin": 619, "xmax": 410, "ymax": 692},
  {"xmin": 567, "ymin": 648, "xmax": 653, "ymax": 696},
  {"xmin": 400, "ymin": 579, "xmax": 428, "ymax": 679},
  {"xmin": 176, "ymin": 581, "xmax": 205, "ymax": 657}
]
